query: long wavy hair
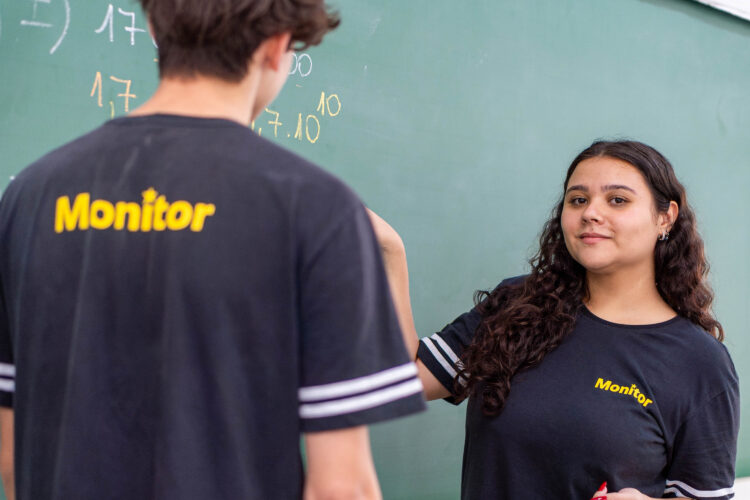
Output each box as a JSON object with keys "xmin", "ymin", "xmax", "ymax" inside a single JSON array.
[{"xmin": 457, "ymin": 140, "xmax": 722, "ymax": 416}]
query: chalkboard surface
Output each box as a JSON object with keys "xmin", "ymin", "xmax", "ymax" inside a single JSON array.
[{"xmin": 1, "ymin": 0, "xmax": 748, "ymax": 498}]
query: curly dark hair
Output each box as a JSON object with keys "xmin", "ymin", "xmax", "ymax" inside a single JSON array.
[
  {"xmin": 138, "ymin": 0, "xmax": 340, "ymax": 81},
  {"xmin": 457, "ymin": 140, "xmax": 722, "ymax": 416}
]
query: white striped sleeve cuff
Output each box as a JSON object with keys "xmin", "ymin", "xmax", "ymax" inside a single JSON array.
[
  {"xmin": 0, "ymin": 362, "xmax": 15, "ymax": 395},
  {"xmin": 299, "ymin": 362, "xmax": 423, "ymax": 420},
  {"xmin": 664, "ymin": 479, "xmax": 735, "ymax": 499},
  {"xmin": 419, "ymin": 334, "xmax": 466, "ymax": 385}
]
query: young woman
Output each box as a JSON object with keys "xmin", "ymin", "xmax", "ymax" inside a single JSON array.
[{"xmin": 370, "ymin": 140, "xmax": 739, "ymax": 500}]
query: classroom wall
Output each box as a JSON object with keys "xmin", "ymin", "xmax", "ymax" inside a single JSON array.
[{"xmin": 1, "ymin": 0, "xmax": 748, "ymax": 498}]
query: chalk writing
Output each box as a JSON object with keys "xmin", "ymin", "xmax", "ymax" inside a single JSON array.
[
  {"xmin": 90, "ymin": 71, "xmax": 103, "ymax": 107},
  {"xmin": 110, "ymin": 76, "xmax": 136, "ymax": 111},
  {"xmin": 94, "ymin": 4, "xmax": 114, "ymax": 41},
  {"xmin": 90, "ymin": 72, "xmax": 136, "ymax": 117},
  {"xmin": 118, "ymin": 8, "xmax": 145, "ymax": 45},
  {"xmin": 94, "ymin": 4, "xmax": 147, "ymax": 46},
  {"xmin": 19, "ymin": 0, "xmax": 70, "ymax": 54},
  {"xmin": 251, "ymin": 91, "xmax": 341, "ymax": 145},
  {"xmin": 294, "ymin": 114, "xmax": 320, "ymax": 143},
  {"xmin": 265, "ymin": 109, "xmax": 283, "ymax": 137},
  {"xmin": 9, "ymin": 2, "xmax": 338, "ymax": 139},
  {"xmin": 21, "ymin": 0, "xmax": 52, "ymax": 28},
  {"xmin": 289, "ymin": 53, "xmax": 313, "ymax": 77},
  {"xmin": 316, "ymin": 91, "xmax": 341, "ymax": 117}
]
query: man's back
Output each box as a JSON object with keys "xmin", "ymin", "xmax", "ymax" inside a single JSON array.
[{"xmin": 0, "ymin": 114, "xmax": 424, "ymax": 499}]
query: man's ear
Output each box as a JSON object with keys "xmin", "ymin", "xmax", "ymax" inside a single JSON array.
[{"xmin": 259, "ymin": 32, "xmax": 292, "ymax": 71}]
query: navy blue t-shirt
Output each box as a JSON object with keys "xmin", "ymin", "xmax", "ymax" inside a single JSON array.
[
  {"xmin": 418, "ymin": 277, "xmax": 739, "ymax": 500},
  {"xmin": 0, "ymin": 114, "xmax": 425, "ymax": 500}
]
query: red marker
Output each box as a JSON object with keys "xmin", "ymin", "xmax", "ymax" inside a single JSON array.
[{"xmin": 591, "ymin": 481, "xmax": 607, "ymax": 500}]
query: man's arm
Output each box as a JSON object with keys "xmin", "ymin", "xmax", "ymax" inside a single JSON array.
[
  {"xmin": 0, "ymin": 408, "xmax": 14, "ymax": 500},
  {"xmin": 304, "ymin": 426, "xmax": 381, "ymax": 500}
]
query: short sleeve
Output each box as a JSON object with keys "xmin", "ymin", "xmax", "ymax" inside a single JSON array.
[
  {"xmin": 416, "ymin": 308, "xmax": 482, "ymax": 404},
  {"xmin": 298, "ymin": 204, "xmax": 425, "ymax": 432},
  {"xmin": 0, "ymin": 269, "xmax": 13, "ymax": 408},
  {"xmin": 416, "ymin": 276, "xmax": 524, "ymax": 403},
  {"xmin": 663, "ymin": 383, "xmax": 740, "ymax": 499}
]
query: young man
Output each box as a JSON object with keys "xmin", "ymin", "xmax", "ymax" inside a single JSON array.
[{"xmin": 0, "ymin": 1, "xmax": 425, "ymax": 499}]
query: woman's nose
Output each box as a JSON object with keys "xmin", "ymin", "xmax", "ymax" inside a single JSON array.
[{"xmin": 581, "ymin": 199, "xmax": 603, "ymax": 223}]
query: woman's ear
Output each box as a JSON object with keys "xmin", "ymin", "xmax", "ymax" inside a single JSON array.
[{"xmin": 659, "ymin": 201, "xmax": 679, "ymax": 232}]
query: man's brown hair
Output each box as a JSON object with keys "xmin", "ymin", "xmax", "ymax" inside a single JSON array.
[{"xmin": 139, "ymin": 0, "xmax": 340, "ymax": 81}]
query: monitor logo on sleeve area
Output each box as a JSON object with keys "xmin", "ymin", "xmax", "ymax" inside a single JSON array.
[
  {"xmin": 54, "ymin": 188, "xmax": 216, "ymax": 233},
  {"xmin": 595, "ymin": 378, "xmax": 653, "ymax": 407}
]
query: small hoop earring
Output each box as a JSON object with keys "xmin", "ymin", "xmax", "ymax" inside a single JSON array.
[{"xmin": 658, "ymin": 230, "xmax": 670, "ymax": 241}]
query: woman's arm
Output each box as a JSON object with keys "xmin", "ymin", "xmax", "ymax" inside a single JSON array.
[{"xmin": 366, "ymin": 209, "xmax": 449, "ymax": 401}]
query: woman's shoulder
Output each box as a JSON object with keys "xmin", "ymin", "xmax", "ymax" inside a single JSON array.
[
  {"xmin": 502, "ymin": 274, "xmax": 528, "ymax": 286},
  {"xmin": 659, "ymin": 317, "xmax": 738, "ymax": 390},
  {"xmin": 666, "ymin": 317, "xmax": 732, "ymax": 357},
  {"xmin": 490, "ymin": 274, "xmax": 528, "ymax": 292},
  {"xmin": 474, "ymin": 274, "xmax": 528, "ymax": 312}
]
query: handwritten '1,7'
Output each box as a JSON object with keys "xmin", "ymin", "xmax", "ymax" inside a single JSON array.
[{"xmin": 90, "ymin": 71, "xmax": 136, "ymax": 117}]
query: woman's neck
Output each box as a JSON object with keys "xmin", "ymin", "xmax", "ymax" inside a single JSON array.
[{"xmin": 584, "ymin": 267, "xmax": 676, "ymax": 325}]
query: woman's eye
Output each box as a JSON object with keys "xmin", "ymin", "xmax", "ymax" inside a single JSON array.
[
  {"xmin": 569, "ymin": 197, "xmax": 586, "ymax": 206},
  {"xmin": 610, "ymin": 196, "xmax": 627, "ymax": 205}
]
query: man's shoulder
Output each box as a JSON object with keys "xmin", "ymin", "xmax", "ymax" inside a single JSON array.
[
  {"xmin": 236, "ymin": 132, "xmax": 363, "ymax": 215},
  {"xmin": 11, "ymin": 115, "xmax": 356, "ymax": 202},
  {"xmin": 4, "ymin": 123, "xmax": 112, "ymax": 199},
  {"xmin": 243, "ymin": 130, "xmax": 355, "ymax": 199}
]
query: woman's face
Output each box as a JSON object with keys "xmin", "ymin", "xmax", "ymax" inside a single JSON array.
[{"xmin": 561, "ymin": 156, "xmax": 666, "ymax": 276}]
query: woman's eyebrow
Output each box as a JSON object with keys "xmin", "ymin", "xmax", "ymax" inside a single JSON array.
[
  {"xmin": 565, "ymin": 184, "xmax": 587, "ymax": 194},
  {"xmin": 565, "ymin": 184, "xmax": 637, "ymax": 194},
  {"xmin": 602, "ymin": 184, "xmax": 637, "ymax": 194}
]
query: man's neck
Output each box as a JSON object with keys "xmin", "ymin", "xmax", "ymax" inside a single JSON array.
[{"xmin": 130, "ymin": 72, "xmax": 259, "ymax": 126}]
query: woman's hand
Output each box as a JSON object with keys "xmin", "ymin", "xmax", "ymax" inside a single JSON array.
[
  {"xmin": 603, "ymin": 489, "xmax": 647, "ymax": 500},
  {"xmin": 590, "ymin": 483, "xmax": 687, "ymax": 500}
]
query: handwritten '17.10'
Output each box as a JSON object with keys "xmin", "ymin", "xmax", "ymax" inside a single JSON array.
[{"xmin": 252, "ymin": 91, "xmax": 341, "ymax": 144}]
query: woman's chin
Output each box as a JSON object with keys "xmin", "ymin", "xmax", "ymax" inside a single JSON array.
[{"xmin": 577, "ymin": 259, "xmax": 616, "ymax": 274}]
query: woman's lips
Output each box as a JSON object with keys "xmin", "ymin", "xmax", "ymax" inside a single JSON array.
[{"xmin": 580, "ymin": 232, "xmax": 611, "ymax": 244}]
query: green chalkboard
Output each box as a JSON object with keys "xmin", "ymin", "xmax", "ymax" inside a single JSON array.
[{"xmin": 1, "ymin": 0, "xmax": 749, "ymax": 498}]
